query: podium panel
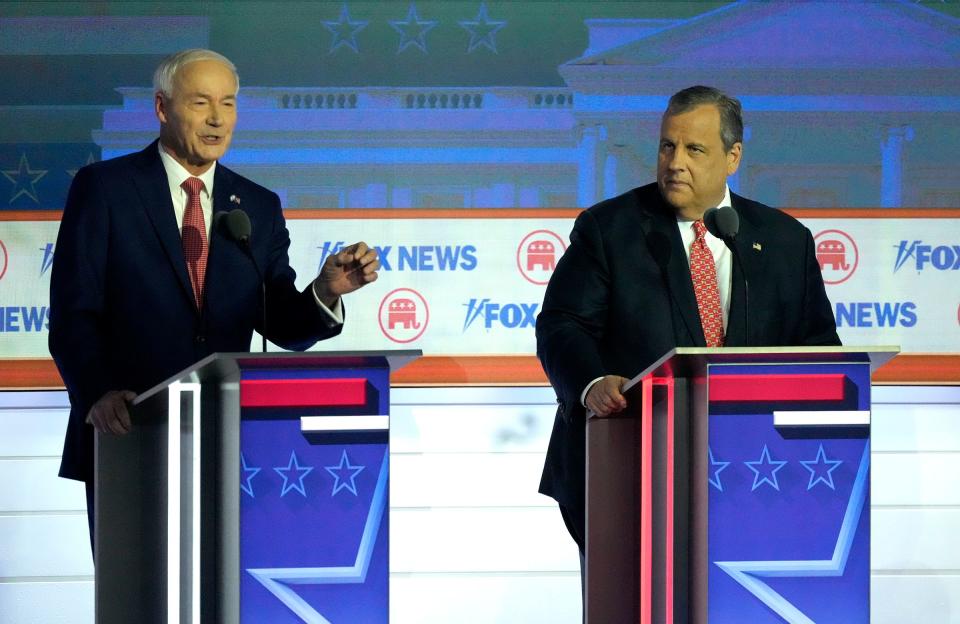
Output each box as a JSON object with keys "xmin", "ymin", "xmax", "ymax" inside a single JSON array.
[
  {"xmin": 585, "ymin": 347, "xmax": 896, "ymax": 624},
  {"xmin": 95, "ymin": 350, "xmax": 418, "ymax": 624}
]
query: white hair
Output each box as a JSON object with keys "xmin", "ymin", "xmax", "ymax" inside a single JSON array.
[{"xmin": 152, "ymin": 48, "xmax": 239, "ymax": 98}]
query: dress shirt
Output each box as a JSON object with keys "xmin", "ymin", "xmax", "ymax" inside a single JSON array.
[
  {"xmin": 157, "ymin": 142, "xmax": 343, "ymax": 324},
  {"xmin": 580, "ymin": 185, "xmax": 734, "ymax": 408}
]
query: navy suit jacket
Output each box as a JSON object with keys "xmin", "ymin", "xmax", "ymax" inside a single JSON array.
[
  {"xmin": 536, "ymin": 183, "xmax": 840, "ymax": 542},
  {"xmin": 50, "ymin": 141, "xmax": 341, "ymax": 482}
]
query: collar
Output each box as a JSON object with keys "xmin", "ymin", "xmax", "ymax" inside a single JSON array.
[{"xmin": 157, "ymin": 142, "xmax": 217, "ymax": 195}]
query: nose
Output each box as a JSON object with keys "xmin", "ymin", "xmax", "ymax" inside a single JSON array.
[
  {"xmin": 667, "ymin": 148, "xmax": 686, "ymax": 172},
  {"xmin": 207, "ymin": 105, "xmax": 223, "ymax": 127}
]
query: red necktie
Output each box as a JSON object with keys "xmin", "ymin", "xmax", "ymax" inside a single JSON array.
[
  {"xmin": 690, "ymin": 220, "xmax": 724, "ymax": 347},
  {"xmin": 181, "ymin": 177, "xmax": 208, "ymax": 310}
]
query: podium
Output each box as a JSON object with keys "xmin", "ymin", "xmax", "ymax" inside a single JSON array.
[
  {"xmin": 94, "ymin": 350, "xmax": 419, "ymax": 624},
  {"xmin": 585, "ymin": 346, "xmax": 897, "ymax": 624}
]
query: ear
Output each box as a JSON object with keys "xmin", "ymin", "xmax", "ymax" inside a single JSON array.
[
  {"xmin": 155, "ymin": 92, "xmax": 168, "ymax": 124},
  {"xmin": 726, "ymin": 142, "xmax": 743, "ymax": 176}
]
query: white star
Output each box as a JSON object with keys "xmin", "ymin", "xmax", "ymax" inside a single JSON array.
[
  {"xmin": 459, "ymin": 2, "xmax": 506, "ymax": 54},
  {"xmin": 390, "ymin": 3, "xmax": 438, "ymax": 54},
  {"xmin": 322, "ymin": 3, "xmax": 368, "ymax": 54}
]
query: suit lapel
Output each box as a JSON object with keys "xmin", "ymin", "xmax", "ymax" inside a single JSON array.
[
  {"xmin": 205, "ymin": 165, "xmax": 238, "ymax": 302},
  {"xmin": 724, "ymin": 195, "xmax": 769, "ymax": 347},
  {"xmin": 636, "ymin": 191, "xmax": 706, "ymax": 347},
  {"xmin": 132, "ymin": 142, "xmax": 196, "ymax": 308}
]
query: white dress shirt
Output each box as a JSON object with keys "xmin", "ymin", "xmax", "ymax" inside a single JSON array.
[
  {"xmin": 580, "ymin": 185, "xmax": 734, "ymax": 407},
  {"xmin": 156, "ymin": 143, "xmax": 343, "ymax": 325}
]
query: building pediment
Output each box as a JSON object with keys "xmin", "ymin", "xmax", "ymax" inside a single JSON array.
[{"xmin": 562, "ymin": 1, "xmax": 960, "ymax": 95}]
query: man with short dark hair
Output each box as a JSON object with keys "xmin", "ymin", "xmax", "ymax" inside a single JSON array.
[
  {"xmin": 536, "ymin": 85, "xmax": 839, "ymax": 573},
  {"xmin": 49, "ymin": 49, "xmax": 380, "ymax": 547}
]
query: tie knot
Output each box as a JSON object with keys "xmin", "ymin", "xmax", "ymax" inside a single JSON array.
[
  {"xmin": 693, "ymin": 219, "xmax": 708, "ymax": 240},
  {"xmin": 181, "ymin": 177, "xmax": 205, "ymax": 197}
]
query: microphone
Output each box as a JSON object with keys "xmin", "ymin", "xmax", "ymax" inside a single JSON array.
[
  {"xmin": 702, "ymin": 206, "xmax": 749, "ymax": 345},
  {"xmin": 703, "ymin": 206, "xmax": 739, "ymax": 241},
  {"xmin": 215, "ymin": 208, "xmax": 267, "ymax": 353}
]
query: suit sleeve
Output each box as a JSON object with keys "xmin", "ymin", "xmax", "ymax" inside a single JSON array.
[
  {"xmin": 48, "ymin": 167, "xmax": 114, "ymax": 415},
  {"xmin": 258, "ymin": 193, "xmax": 343, "ymax": 350},
  {"xmin": 798, "ymin": 227, "xmax": 842, "ymax": 346},
  {"xmin": 536, "ymin": 210, "xmax": 612, "ymax": 412}
]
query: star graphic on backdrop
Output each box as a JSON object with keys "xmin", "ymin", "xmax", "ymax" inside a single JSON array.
[
  {"xmin": 800, "ymin": 444, "xmax": 843, "ymax": 491},
  {"xmin": 716, "ymin": 443, "xmax": 871, "ymax": 624},
  {"xmin": 274, "ymin": 450, "xmax": 314, "ymax": 497},
  {"xmin": 325, "ymin": 449, "xmax": 365, "ymax": 497},
  {"xmin": 390, "ymin": 3, "xmax": 438, "ymax": 54},
  {"xmin": 2, "ymin": 154, "xmax": 47, "ymax": 204},
  {"xmin": 67, "ymin": 153, "xmax": 97, "ymax": 178},
  {"xmin": 323, "ymin": 3, "xmax": 368, "ymax": 54},
  {"xmin": 708, "ymin": 447, "xmax": 731, "ymax": 492},
  {"xmin": 744, "ymin": 444, "xmax": 788, "ymax": 492},
  {"xmin": 459, "ymin": 2, "xmax": 506, "ymax": 54},
  {"xmin": 240, "ymin": 453, "xmax": 262, "ymax": 498}
]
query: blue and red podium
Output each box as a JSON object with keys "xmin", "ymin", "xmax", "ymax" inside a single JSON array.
[
  {"xmin": 585, "ymin": 347, "xmax": 897, "ymax": 624},
  {"xmin": 94, "ymin": 350, "xmax": 419, "ymax": 624}
]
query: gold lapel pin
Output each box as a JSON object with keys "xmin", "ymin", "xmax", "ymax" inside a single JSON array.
[{"xmin": 753, "ymin": 242, "xmax": 762, "ymax": 251}]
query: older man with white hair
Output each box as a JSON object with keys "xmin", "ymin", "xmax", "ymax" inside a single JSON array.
[{"xmin": 49, "ymin": 49, "xmax": 380, "ymax": 549}]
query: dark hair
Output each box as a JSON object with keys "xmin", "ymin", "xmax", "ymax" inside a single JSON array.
[{"xmin": 665, "ymin": 86, "xmax": 743, "ymax": 152}]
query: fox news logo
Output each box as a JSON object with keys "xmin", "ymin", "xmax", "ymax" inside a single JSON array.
[
  {"xmin": 835, "ymin": 301, "xmax": 917, "ymax": 328},
  {"xmin": 40, "ymin": 243, "xmax": 54, "ymax": 275},
  {"xmin": 0, "ymin": 306, "xmax": 50, "ymax": 332},
  {"xmin": 462, "ymin": 298, "xmax": 539, "ymax": 331},
  {"xmin": 318, "ymin": 242, "xmax": 476, "ymax": 273},
  {"xmin": 893, "ymin": 241, "xmax": 960, "ymax": 272}
]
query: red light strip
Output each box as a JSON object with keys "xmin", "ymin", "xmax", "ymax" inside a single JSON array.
[
  {"xmin": 240, "ymin": 378, "xmax": 367, "ymax": 408},
  {"xmin": 709, "ymin": 374, "xmax": 847, "ymax": 403}
]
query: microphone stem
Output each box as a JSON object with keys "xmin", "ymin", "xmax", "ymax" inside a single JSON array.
[
  {"xmin": 728, "ymin": 240, "xmax": 749, "ymax": 345},
  {"xmin": 240, "ymin": 239, "xmax": 267, "ymax": 353}
]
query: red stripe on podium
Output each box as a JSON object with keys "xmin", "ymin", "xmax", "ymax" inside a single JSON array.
[
  {"xmin": 709, "ymin": 374, "xmax": 847, "ymax": 403},
  {"xmin": 240, "ymin": 378, "xmax": 367, "ymax": 408}
]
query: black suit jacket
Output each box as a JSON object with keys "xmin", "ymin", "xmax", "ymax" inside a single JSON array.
[
  {"xmin": 50, "ymin": 141, "xmax": 342, "ymax": 482},
  {"xmin": 536, "ymin": 183, "xmax": 840, "ymax": 541}
]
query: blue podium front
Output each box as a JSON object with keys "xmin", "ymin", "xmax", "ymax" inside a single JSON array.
[
  {"xmin": 584, "ymin": 347, "xmax": 896, "ymax": 624},
  {"xmin": 94, "ymin": 350, "xmax": 418, "ymax": 624}
]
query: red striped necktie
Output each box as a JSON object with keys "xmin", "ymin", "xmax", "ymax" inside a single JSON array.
[
  {"xmin": 181, "ymin": 177, "xmax": 208, "ymax": 310},
  {"xmin": 690, "ymin": 219, "xmax": 724, "ymax": 347}
]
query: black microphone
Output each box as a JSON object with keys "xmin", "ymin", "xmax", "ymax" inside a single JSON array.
[
  {"xmin": 703, "ymin": 206, "xmax": 749, "ymax": 345},
  {"xmin": 215, "ymin": 208, "xmax": 266, "ymax": 353}
]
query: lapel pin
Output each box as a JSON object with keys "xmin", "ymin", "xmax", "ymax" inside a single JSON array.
[
  {"xmin": 230, "ymin": 194, "xmax": 241, "ymax": 205},
  {"xmin": 753, "ymin": 242, "xmax": 762, "ymax": 251}
]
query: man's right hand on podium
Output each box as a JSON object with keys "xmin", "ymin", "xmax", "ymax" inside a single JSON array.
[
  {"xmin": 85, "ymin": 390, "xmax": 136, "ymax": 435},
  {"xmin": 585, "ymin": 375, "xmax": 629, "ymax": 417}
]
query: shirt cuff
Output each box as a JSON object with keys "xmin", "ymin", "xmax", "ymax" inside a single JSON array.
[
  {"xmin": 581, "ymin": 376, "xmax": 605, "ymax": 407},
  {"xmin": 311, "ymin": 281, "xmax": 344, "ymax": 327}
]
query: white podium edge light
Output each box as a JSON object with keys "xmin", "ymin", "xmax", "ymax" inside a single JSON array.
[
  {"xmin": 772, "ymin": 411, "xmax": 871, "ymax": 427},
  {"xmin": 167, "ymin": 381, "xmax": 202, "ymax": 624},
  {"xmin": 300, "ymin": 415, "xmax": 389, "ymax": 433}
]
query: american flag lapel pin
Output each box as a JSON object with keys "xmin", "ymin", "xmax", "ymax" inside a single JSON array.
[
  {"xmin": 230, "ymin": 194, "xmax": 241, "ymax": 205},
  {"xmin": 753, "ymin": 242, "xmax": 762, "ymax": 252}
]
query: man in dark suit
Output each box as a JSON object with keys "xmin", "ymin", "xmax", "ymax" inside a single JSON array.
[
  {"xmin": 49, "ymin": 49, "xmax": 380, "ymax": 543},
  {"xmin": 536, "ymin": 86, "xmax": 840, "ymax": 565}
]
